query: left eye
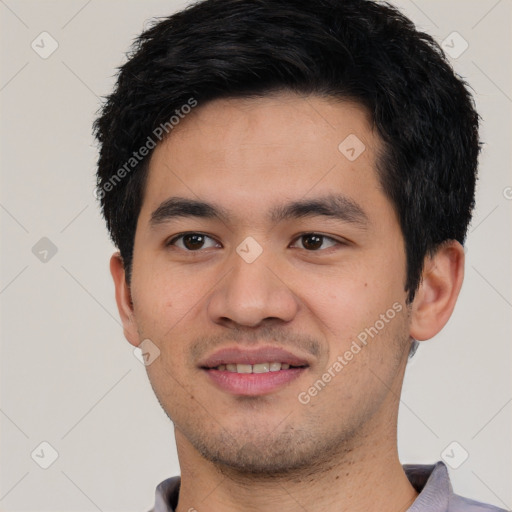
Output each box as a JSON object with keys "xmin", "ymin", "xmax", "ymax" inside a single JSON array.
[{"xmin": 290, "ymin": 233, "xmax": 339, "ymax": 251}]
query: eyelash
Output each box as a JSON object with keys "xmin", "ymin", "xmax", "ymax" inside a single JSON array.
[{"xmin": 166, "ymin": 232, "xmax": 344, "ymax": 252}]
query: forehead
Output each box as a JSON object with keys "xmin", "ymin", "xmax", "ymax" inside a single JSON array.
[
  {"xmin": 161, "ymin": 92, "xmax": 375, "ymax": 154},
  {"xmin": 140, "ymin": 92, "xmax": 385, "ymax": 225}
]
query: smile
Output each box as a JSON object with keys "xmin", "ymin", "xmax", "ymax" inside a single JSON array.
[
  {"xmin": 199, "ymin": 345, "xmax": 311, "ymax": 395},
  {"xmin": 212, "ymin": 362, "xmax": 295, "ymax": 373}
]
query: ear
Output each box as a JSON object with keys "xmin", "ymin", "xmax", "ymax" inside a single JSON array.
[
  {"xmin": 409, "ymin": 240, "xmax": 465, "ymax": 341},
  {"xmin": 110, "ymin": 252, "xmax": 140, "ymax": 347}
]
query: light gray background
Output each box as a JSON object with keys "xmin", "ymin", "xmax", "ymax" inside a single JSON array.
[{"xmin": 0, "ymin": 1, "xmax": 511, "ymax": 511}]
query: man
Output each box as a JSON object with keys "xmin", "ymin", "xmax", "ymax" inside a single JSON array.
[{"xmin": 93, "ymin": 0, "xmax": 506, "ymax": 511}]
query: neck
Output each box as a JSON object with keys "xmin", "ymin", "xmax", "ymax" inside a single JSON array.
[{"xmin": 174, "ymin": 418, "xmax": 418, "ymax": 512}]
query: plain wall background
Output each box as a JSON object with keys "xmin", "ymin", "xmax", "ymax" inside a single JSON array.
[{"xmin": 0, "ymin": 1, "xmax": 510, "ymax": 511}]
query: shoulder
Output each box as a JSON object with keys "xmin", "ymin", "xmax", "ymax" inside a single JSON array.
[
  {"xmin": 449, "ymin": 493, "xmax": 509, "ymax": 512},
  {"xmin": 403, "ymin": 461, "xmax": 508, "ymax": 512}
]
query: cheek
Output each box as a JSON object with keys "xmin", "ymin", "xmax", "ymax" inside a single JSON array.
[
  {"xmin": 131, "ymin": 259, "xmax": 202, "ymax": 330},
  {"xmin": 130, "ymin": 262, "xmax": 218, "ymax": 380},
  {"xmin": 306, "ymin": 264, "xmax": 406, "ymax": 352}
]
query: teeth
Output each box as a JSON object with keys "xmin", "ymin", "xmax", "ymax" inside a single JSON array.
[
  {"xmin": 236, "ymin": 363, "xmax": 252, "ymax": 374},
  {"xmin": 253, "ymin": 363, "xmax": 269, "ymax": 373},
  {"xmin": 214, "ymin": 362, "xmax": 294, "ymax": 373}
]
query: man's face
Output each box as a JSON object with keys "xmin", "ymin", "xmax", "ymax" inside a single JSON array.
[{"xmin": 128, "ymin": 92, "xmax": 412, "ymax": 473}]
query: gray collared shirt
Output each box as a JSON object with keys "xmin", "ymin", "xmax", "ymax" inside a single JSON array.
[{"xmin": 149, "ymin": 461, "xmax": 508, "ymax": 512}]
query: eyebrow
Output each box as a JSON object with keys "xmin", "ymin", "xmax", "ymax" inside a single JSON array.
[{"xmin": 149, "ymin": 194, "xmax": 369, "ymax": 228}]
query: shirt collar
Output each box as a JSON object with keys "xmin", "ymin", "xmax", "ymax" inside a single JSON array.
[
  {"xmin": 403, "ymin": 461, "xmax": 452, "ymax": 512},
  {"xmin": 151, "ymin": 461, "xmax": 451, "ymax": 512}
]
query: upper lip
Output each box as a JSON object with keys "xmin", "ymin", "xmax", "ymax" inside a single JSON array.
[{"xmin": 199, "ymin": 346, "xmax": 311, "ymax": 368}]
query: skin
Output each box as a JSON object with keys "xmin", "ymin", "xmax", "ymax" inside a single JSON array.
[{"xmin": 111, "ymin": 92, "xmax": 465, "ymax": 512}]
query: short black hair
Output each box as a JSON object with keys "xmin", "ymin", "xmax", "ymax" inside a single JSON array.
[{"xmin": 93, "ymin": 0, "xmax": 480, "ymax": 303}]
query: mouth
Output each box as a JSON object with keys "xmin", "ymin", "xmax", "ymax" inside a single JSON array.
[
  {"xmin": 209, "ymin": 362, "xmax": 302, "ymax": 373},
  {"xmin": 199, "ymin": 346, "xmax": 310, "ymax": 396}
]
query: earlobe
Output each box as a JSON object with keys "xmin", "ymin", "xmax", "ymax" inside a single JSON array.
[
  {"xmin": 110, "ymin": 252, "xmax": 140, "ymax": 347},
  {"xmin": 409, "ymin": 240, "xmax": 465, "ymax": 342}
]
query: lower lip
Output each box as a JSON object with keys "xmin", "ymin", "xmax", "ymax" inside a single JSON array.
[{"xmin": 204, "ymin": 368, "xmax": 307, "ymax": 396}]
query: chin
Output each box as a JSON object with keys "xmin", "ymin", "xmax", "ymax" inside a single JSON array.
[
  {"xmin": 189, "ymin": 425, "xmax": 342, "ymax": 478},
  {"xmin": 205, "ymin": 445, "xmax": 315, "ymax": 476}
]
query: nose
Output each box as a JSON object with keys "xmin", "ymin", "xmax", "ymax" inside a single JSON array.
[{"xmin": 207, "ymin": 248, "xmax": 300, "ymax": 328}]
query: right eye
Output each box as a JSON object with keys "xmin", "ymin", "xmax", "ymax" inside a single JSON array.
[{"xmin": 166, "ymin": 232, "xmax": 221, "ymax": 251}]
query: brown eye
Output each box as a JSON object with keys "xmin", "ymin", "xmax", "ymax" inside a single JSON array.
[
  {"xmin": 302, "ymin": 234, "xmax": 323, "ymax": 250},
  {"xmin": 291, "ymin": 233, "xmax": 339, "ymax": 251},
  {"xmin": 168, "ymin": 233, "xmax": 219, "ymax": 251}
]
